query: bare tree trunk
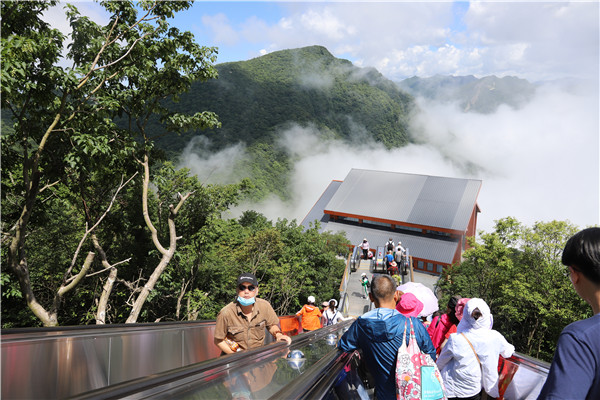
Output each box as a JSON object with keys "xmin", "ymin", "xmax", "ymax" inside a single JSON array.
[
  {"xmin": 126, "ymin": 154, "xmax": 192, "ymax": 323},
  {"xmin": 186, "ymin": 296, "xmax": 199, "ymax": 321},
  {"xmin": 7, "ymin": 96, "xmax": 70, "ymax": 326},
  {"xmin": 96, "ymin": 267, "xmax": 117, "ymax": 324},
  {"xmin": 175, "ymin": 279, "xmax": 189, "ymax": 320}
]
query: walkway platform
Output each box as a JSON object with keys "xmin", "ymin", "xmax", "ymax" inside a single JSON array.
[{"xmin": 346, "ymin": 260, "xmax": 373, "ymax": 317}]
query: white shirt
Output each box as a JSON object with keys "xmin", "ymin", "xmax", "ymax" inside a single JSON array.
[
  {"xmin": 322, "ymin": 308, "xmax": 345, "ymax": 325},
  {"xmin": 437, "ymin": 328, "xmax": 514, "ymax": 398}
]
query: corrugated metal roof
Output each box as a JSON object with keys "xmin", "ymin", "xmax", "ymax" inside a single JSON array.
[
  {"xmin": 323, "ymin": 169, "xmax": 481, "ymax": 232},
  {"xmin": 300, "ymin": 180, "xmax": 342, "ymax": 227},
  {"xmin": 319, "ymin": 221, "xmax": 459, "ymax": 264}
]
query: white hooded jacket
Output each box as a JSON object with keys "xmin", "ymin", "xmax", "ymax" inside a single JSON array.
[{"xmin": 436, "ymin": 298, "xmax": 515, "ymax": 398}]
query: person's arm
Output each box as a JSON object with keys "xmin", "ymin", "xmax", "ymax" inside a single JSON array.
[
  {"xmin": 264, "ymin": 302, "xmax": 292, "ymax": 345},
  {"xmin": 338, "ymin": 319, "xmax": 360, "ymax": 352},
  {"xmin": 498, "ymin": 333, "xmax": 515, "ymax": 358},
  {"xmin": 538, "ymin": 329, "xmax": 596, "ymax": 399},
  {"xmin": 414, "ymin": 317, "xmax": 436, "ymax": 361},
  {"xmin": 214, "ymin": 337, "xmax": 235, "ymax": 354},
  {"xmin": 214, "ymin": 310, "xmax": 234, "ymax": 354},
  {"xmin": 435, "ymin": 335, "xmax": 454, "ymax": 370},
  {"xmin": 268, "ymin": 324, "xmax": 292, "ymax": 345}
]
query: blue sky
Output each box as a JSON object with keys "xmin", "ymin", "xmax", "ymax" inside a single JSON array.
[
  {"xmin": 167, "ymin": 1, "xmax": 598, "ymax": 82},
  {"xmin": 53, "ymin": 1, "xmax": 599, "ymax": 83}
]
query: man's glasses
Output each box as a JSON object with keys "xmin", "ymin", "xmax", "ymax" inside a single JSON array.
[{"xmin": 238, "ymin": 284, "xmax": 256, "ymax": 292}]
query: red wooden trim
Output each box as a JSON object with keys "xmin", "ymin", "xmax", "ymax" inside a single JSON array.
[{"xmin": 324, "ymin": 209, "xmax": 464, "ymax": 236}]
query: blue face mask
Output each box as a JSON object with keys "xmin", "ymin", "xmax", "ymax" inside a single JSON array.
[{"xmin": 237, "ymin": 296, "xmax": 256, "ymax": 306}]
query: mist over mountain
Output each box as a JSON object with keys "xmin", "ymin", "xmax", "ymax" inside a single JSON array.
[
  {"xmin": 170, "ymin": 45, "xmax": 597, "ymax": 233},
  {"xmin": 398, "ymin": 75, "xmax": 537, "ymax": 114},
  {"xmin": 159, "ymin": 45, "xmax": 414, "ymax": 199}
]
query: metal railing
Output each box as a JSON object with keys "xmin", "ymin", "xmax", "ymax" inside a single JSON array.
[
  {"xmin": 1, "ymin": 316, "xmax": 299, "ymax": 399},
  {"xmin": 68, "ymin": 320, "xmax": 356, "ymax": 400}
]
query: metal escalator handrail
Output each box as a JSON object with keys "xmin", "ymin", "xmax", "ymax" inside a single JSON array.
[
  {"xmin": 268, "ymin": 349, "xmax": 358, "ymax": 400},
  {"xmin": 511, "ymin": 351, "xmax": 551, "ymax": 373},
  {"xmin": 68, "ymin": 340, "xmax": 290, "ymax": 400},
  {"xmin": 68, "ymin": 320, "xmax": 354, "ymax": 400}
]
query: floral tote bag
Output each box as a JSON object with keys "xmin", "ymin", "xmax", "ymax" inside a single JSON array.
[{"xmin": 396, "ymin": 318, "xmax": 447, "ymax": 400}]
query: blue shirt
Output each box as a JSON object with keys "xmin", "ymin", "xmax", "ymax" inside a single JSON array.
[
  {"xmin": 339, "ymin": 308, "xmax": 436, "ymax": 400},
  {"xmin": 538, "ymin": 313, "xmax": 600, "ymax": 400}
]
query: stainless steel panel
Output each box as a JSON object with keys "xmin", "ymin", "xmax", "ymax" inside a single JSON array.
[
  {"xmin": 108, "ymin": 328, "xmax": 183, "ymax": 385},
  {"xmin": 1, "ymin": 319, "xmax": 291, "ymax": 399},
  {"xmin": 2, "ymin": 334, "xmax": 111, "ymax": 398},
  {"xmin": 183, "ymin": 324, "xmax": 221, "ymax": 366}
]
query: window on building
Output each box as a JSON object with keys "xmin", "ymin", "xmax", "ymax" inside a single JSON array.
[
  {"xmin": 436, "ymin": 265, "xmax": 444, "ymax": 274},
  {"xmin": 399, "ymin": 226, "xmax": 422, "ymax": 234},
  {"xmin": 365, "ymin": 220, "xmax": 392, "ymax": 229},
  {"xmin": 426, "ymin": 230, "xmax": 451, "ymax": 238},
  {"xmin": 427, "ymin": 262, "xmax": 434, "ymax": 272},
  {"xmin": 417, "ymin": 260, "xmax": 424, "ymax": 269}
]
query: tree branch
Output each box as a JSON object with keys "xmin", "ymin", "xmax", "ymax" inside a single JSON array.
[
  {"xmin": 141, "ymin": 153, "xmax": 167, "ymax": 255},
  {"xmin": 65, "ymin": 172, "xmax": 137, "ymax": 280}
]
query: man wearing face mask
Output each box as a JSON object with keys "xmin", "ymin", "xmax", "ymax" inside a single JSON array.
[{"xmin": 214, "ymin": 273, "xmax": 292, "ymax": 354}]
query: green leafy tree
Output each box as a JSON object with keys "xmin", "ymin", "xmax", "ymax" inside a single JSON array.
[
  {"xmin": 178, "ymin": 213, "xmax": 349, "ymax": 321},
  {"xmin": 1, "ymin": 0, "xmax": 220, "ymax": 326}
]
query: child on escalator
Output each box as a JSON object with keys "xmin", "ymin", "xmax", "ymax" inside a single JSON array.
[{"xmin": 360, "ymin": 273, "xmax": 370, "ymax": 299}]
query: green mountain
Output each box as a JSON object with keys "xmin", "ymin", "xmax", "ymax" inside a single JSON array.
[
  {"xmin": 398, "ymin": 74, "xmax": 537, "ymax": 113},
  {"xmin": 155, "ymin": 46, "xmax": 416, "ymax": 199}
]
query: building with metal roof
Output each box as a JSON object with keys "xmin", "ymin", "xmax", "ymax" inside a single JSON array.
[{"xmin": 301, "ymin": 169, "xmax": 482, "ymax": 275}]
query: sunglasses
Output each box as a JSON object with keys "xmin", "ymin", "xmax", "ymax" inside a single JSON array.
[{"xmin": 238, "ymin": 284, "xmax": 256, "ymax": 292}]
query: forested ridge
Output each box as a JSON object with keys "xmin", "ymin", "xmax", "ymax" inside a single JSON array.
[
  {"xmin": 152, "ymin": 45, "xmax": 415, "ymax": 200},
  {"xmin": 0, "ymin": 1, "xmax": 593, "ymax": 365}
]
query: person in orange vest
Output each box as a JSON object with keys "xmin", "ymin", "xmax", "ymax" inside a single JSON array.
[{"xmin": 296, "ymin": 295, "xmax": 322, "ymax": 332}]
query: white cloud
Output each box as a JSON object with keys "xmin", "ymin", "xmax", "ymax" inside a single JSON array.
[
  {"xmin": 197, "ymin": 2, "xmax": 598, "ymax": 82},
  {"xmin": 201, "ymin": 13, "xmax": 239, "ymax": 46},
  {"xmin": 178, "ymin": 136, "xmax": 249, "ymax": 185},
  {"xmin": 298, "ymin": 8, "xmax": 356, "ymax": 40},
  {"xmin": 182, "ymin": 82, "xmax": 599, "ymax": 234}
]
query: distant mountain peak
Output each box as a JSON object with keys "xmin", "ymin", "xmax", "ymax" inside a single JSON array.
[{"xmin": 398, "ymin": 74, "xmax": 537, "ymax": 113}]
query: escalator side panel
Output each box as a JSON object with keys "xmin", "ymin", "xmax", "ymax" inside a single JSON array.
[{"xmin": 1, "ymin": 317, "xmax": 294, "ymax": 399}]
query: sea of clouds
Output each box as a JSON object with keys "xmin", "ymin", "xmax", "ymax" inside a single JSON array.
[{"xmin": 179, "ymin": 80, "xmax": 599, "ymax": 235}]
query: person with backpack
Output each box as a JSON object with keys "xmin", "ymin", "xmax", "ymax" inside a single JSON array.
[
  {"xmin": 339, "ymin": 275, "xmax": 436, "ymax": 400},
  {"xmin": 386, "ymin": 238, "xmax": 395, "ymax": 252},
  {"xmin": 437, "ymin": 298, "xmax": 514, "ymax": 400},
  {"xmin": 428, "ymin": 295, "xmax": 462, "ymax": 356},
  {"xmin": 322, "ymin": 299, "xmax": 349, "ymax": 326},
  {"xmin": 385, "ymin": 249, "xmax": 394, "ymax": 268}
]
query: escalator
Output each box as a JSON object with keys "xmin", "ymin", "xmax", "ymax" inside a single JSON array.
[
  {"xmin": 68, "ymin": 321, "xmax": 360, "ymax": 400},
  {"xmin": 2, "ymin": 249, "xmax": 552, "ymax": 400}
]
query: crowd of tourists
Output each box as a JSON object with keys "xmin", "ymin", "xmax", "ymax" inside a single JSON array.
[{"xmin": 213, "ymin": 227, "xmax": 600, "ymax": 400}]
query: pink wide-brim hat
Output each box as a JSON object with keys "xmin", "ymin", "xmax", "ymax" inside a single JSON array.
[{"xmin": 396, "ymin": 293, "xmax": 424, "ymax": 317}]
